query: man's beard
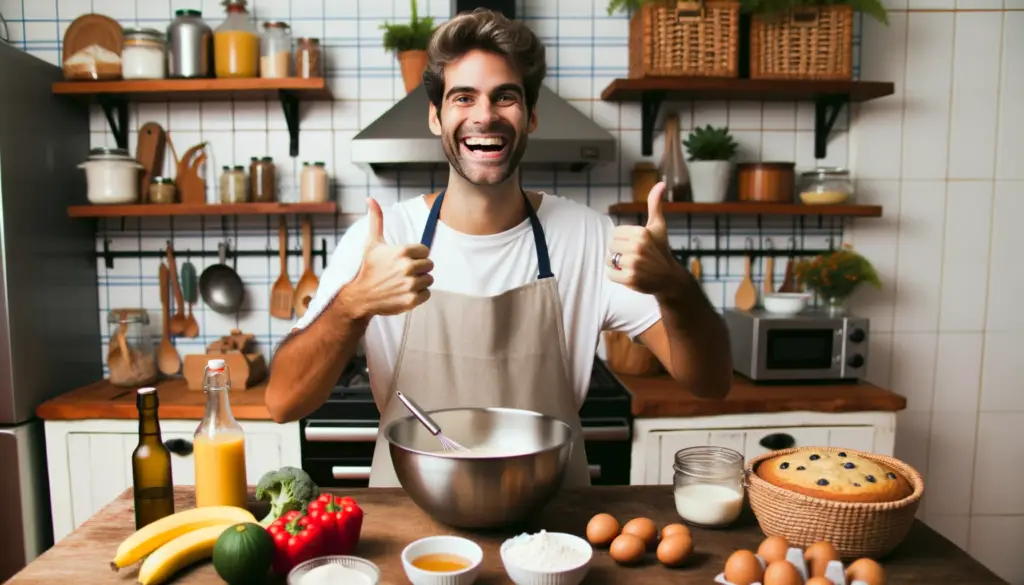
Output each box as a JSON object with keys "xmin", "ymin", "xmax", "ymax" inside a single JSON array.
[{"xmin": 441, "ymin": 124, "xmax": 528, "ymax": 186}]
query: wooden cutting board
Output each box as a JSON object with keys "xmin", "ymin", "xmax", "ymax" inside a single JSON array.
[{"xmin": 136, "ymin": 122, "xmax": 166, "ymax": 201}]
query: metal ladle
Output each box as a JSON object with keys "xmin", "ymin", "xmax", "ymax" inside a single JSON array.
[{"xmin": 199, "ymin": 241, "xmax": 245, "ymax": 314}]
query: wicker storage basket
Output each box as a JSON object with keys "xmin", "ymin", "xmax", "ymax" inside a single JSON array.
[
  {"xmin": 629, "ymin": 0, "xmax": 740, "ymax": 78},
  {"xmin": 745, "ymin": 447, "xmax": 924, "ymax": 559},
  {"xmin": 749, "ymin": 5, "xmax": 854, "ymax": 80}
]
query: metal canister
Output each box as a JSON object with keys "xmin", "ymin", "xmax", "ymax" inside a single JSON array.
[{"xmin": 167, "ymin": 9, "xmax": 212, "ymax": 78}]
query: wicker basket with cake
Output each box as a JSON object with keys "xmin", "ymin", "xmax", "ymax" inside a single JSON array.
[{"xmin": 745, "ymin": 446, "xmax": 923, "ymax": 560}]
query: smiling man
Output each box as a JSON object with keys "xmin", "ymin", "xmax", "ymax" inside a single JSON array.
[{"xmin": 265, "ymin": 8, "xmax": 732, "ymax": 488}]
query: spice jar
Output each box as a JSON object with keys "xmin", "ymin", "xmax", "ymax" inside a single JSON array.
[
  {"xmin": 148, "ymin": 177, "xmax": 177, "ymax": 204},
  {"xmin": 260, "ymin": 22, "xmax": 291, "ymax": 78},
  {"xmin": 249, "ymin": 156, "xmax": 276, "ymax": 202},
  {"xmin": 294, "ymin": 37, "xmax": 323, "ymax": 78},
  {"xmin": 799, "ymin": 167, "xmax": 853, "ymax": 205},
  {"xmin": 672, "ymin": 446, "xmax": 745, "ymax": 528},
  {"xmin": 106, "ymin": 309, "xmax": 158, "ymax": 388},
  {"xmin": 219, "ymin": 165, "xmax": 248, "ymax": 203},
  {"xmin": 122, "ymin": 28, "xmax": 167, "ymax": 79},
  {"xmin": 299, "ymin": 162, "xmax": 329, "ymax": 203}
]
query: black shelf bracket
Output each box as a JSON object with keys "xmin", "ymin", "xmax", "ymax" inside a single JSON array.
[
  {"xmin": 814, "ymin": 94, "xmax": 849, "ymax": 160},
  {"xmin": 640, "ymin": 91, "xmax": 666, "ymax": 157},
  {"xmin": 97, "ymin": 95, "xmax": 129, "ymax": 150},
  {"xmin": 99, "ymin": 237, "xmax": 330, "ymax": 270},
  {"xmin": 279, "ymin": 90, "xmax": 301, "ymax": 157}
]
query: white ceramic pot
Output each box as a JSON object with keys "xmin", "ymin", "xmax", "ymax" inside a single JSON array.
[
  {"xmin": 78, "ymin": 147, "xmax": 143, "ymax": 204},
  {"xmin": 687, "ymin": 160, "xmax": 733, "ymax": 203}
]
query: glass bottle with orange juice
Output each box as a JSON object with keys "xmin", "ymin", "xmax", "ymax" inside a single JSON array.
[
  {"xmin": 214, "ymin": 0, "xmax": 259, "ymax": 78},
  {"xmin": 193, "ymin": 359, "xmax": 248, "ymax": 508}
]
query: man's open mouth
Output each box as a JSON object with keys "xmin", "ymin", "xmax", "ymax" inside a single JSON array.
[{"xmin": 460, "ymin": 135, "xmax": 509, "ymax": 160}]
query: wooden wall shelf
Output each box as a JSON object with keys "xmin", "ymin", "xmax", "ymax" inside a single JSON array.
[
  {"xmin": 608, "ymin": 202, "xmax": 883, "ymax": 218},
  {"xmin": 52, "ymin": 78, "xmax": 333, "ymax": 157},
  {"xmin": 600, "ymin": 78, "xmax": 896, "ymax": 159},
  {"xmin": 67, "ymin": 202, "xmax": 338, "ymax": 218}
]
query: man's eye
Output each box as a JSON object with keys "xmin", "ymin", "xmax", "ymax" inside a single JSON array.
[
  {"xmin": 453, "ymin": 96, "xmax": 471, "ymax": 104},
  {"xmin": 497, "ymin": 94, "xmax": 516, "ymax": 103}
]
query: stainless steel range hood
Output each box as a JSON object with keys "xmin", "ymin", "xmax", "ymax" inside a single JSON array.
[{"xmin": 350, "ymin": 0, "xmax": 616, "ymax": 174}]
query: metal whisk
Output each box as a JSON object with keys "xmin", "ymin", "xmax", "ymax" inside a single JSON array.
[{"xmin": 395, "ymin": 391, "xmax": 469, "ymax": 453}]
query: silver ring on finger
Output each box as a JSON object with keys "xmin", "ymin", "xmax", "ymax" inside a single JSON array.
[{"xmin": 611, "ymin": 252, "xmax": 622, "ymax": 270}]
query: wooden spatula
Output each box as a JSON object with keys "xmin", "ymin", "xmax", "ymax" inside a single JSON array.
[
  {"xmin": 271, "ymin": 217, "xmax": 295, "ymax": 320},
  {"xmin": 166, "ymin": 244, "xmax": 189, "ymax": 335},
  {"xmin": 157, "ymin": 263, "xmax": 181, "ymax": 376},
  {"xmin": 779, "ymin": 258, "xmax": 800, "ymax": 293},
  {"xmin": 293, "ymin": 216, "xmax": 320, "ymax": 319},
  {"xmin": 763, "ymin": 255, "xmax": 775, "ymax": 294},
  {"xmin": 735, "ymin": 254, "xmax": 758, "ymax": 311},
  {"xmin": 689, "ymin": 256, "xmax": 702, "ymax": 282}
]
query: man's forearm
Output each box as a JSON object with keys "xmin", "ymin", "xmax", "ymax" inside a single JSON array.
[
  {"xmin": 265, "ymin": 287, "xmax": 370, "ymax": 423},
  {"xmin": 656, "ymin": 265, "xmax": 733, "ymax": 399}
]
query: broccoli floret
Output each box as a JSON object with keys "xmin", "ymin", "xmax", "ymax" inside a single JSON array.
[{"xmin": 255, "ymin": 466, "xmax": 320, "ymax": 526}]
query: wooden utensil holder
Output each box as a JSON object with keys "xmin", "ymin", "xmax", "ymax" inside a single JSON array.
[{"xmin": 183, "ymin": 329, "xmax": 267, "ymax": 391}]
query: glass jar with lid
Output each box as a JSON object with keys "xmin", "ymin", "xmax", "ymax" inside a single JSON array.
[
  {"xmin": 106, "ymin": 309, "xmax": 158, "ymax": 388},
  {"xmin": 260, "ymin": 22, "xmax": 291, "ymax": 78},
  {"xmin": 122, "ymin": 28, "xmax": 167, "ymax": 79},
  {"xmin": 148, "ymin": 177, "xmax": 177, "ymax": 204},
  {"xmin": 294, "ymin": 37, "xmax": 323, "ymax": 78},
  {"xmin": 672, "ymin": 446, "xmax": 745, "ymax": 528},
  {"xmin": 249, "ymin": 157, "xmax": 276, "ymax": 202},
  {"xmin": 299, "ymin": 162, "xmax": 329, "ymax": 202},
  {"xmin": 799, "ymin": 167, "xmax": 853, "ymax": 205},
  {"xmin": 214, "ymin": 0, "xmax": 259, "ymax": 78},
  {"xmin": 220, "ymin": 165, "xmax": 248, "ymax": 203}
]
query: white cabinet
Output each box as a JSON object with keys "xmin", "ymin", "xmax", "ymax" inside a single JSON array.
[
  {"xmin": 631, "ymin": 411, "xmax": 896, "ymax": 485},
  {"xmin": 44, "ymin": 419, "xmax": 301, "ymax": 542}
]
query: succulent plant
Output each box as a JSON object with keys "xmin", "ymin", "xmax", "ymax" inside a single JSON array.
[{"xmin": 683, "ymin": 125, "xmax": 739, "ymax": 162}]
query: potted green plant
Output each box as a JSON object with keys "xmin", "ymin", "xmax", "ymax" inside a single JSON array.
[
  {"xmin": 682, "ymin": 125, "xmax": 739, "ymax": 203},
  {"xmin": 380, "ymin": 0, "xmax": 436, "ymax": 93},
  {"xmin": 793, "ymin": 244, "xmax": 881, "ymax": 314}
]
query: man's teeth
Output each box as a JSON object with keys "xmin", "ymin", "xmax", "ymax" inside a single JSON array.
[{"xmin": 463, "ymin": 137, "xmax": 506, "ymax": 146}]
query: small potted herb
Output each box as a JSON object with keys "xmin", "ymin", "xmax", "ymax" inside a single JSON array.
[
  {"xmin": 380, "ymin": 0, "xmax": 436, "ymax": 93},
  {"xmin": 682, "ymin": 125, "xmax": 739, "ymax": 203},
  {"xmin": 793, "ymin": 245, "xmax": 881, "ymax": 314}
]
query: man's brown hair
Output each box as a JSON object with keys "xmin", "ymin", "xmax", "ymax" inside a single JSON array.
[{"xmin": 423, "ymin": 9, "xmax": 547, "ymax": 117}]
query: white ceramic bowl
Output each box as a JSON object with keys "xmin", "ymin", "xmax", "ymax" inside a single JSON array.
[
  {"xmin": 401, "ymin": 535, "xmax": 483, "ymax": 585},
  {"xmin": 763, "ymin": 292, "xmax": 811, "ymax": 315},
  {"xmin": 499, "ymin": 532, "xmax": 592, "ymax": 585},
  {"xmin": 287, "ymin": 555, "xmax": 381, "ymax": 585}
]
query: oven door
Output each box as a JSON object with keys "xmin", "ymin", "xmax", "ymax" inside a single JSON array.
[{"xmin": 753, "ymin": 321, "xmax": 844, "ymax": 380}]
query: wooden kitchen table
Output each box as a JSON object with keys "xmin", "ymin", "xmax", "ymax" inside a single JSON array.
[{"xmin": 7, "ymin": 486, "xmax": 1007, "ymax": 584}]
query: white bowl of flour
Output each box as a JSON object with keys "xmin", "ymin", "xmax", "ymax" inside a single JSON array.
[{"xmin": 500, "ymin": 530, "xmax": 592, "ymax": 585}]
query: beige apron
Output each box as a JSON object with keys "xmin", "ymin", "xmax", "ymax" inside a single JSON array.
[{"xmin": 368, "ymin": 189, "xmax": 591, "ymax": 489}]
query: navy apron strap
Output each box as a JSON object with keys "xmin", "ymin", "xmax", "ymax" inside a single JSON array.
[{"xmin": 419, "ymin": 188, "xmax": 554, "ymax": 280}]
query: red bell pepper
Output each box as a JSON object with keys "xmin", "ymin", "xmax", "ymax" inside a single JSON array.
[
  {"xmin": 266, "ymin": 510, "xmax": 324, "ymax": 574},
  {"xmin": 335, "ymin": 497, "xmax": 364, "ymax": 554},
  {"xmin": 305, "ymin": 495, "xmax": 343, "ymax": 555},
  {"xmin": 304, "ymin": 494, "xmax": 364, "ymax": 555}
]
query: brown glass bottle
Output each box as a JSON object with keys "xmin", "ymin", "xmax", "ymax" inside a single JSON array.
[{"xmin": 132, "ymin": 387, "xmax": 175, "ymax": 529}]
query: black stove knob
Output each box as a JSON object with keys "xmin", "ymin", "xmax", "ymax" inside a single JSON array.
[
  {"xmin": 848, "ymin": 328, "xmax": 866, "ymax": 343},
  {"xmin": 847, "ymin": 354, "xmax": 865, "ymax": 368}
]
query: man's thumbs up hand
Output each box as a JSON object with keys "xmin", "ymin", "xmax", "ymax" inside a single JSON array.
[{"xmin": 605, "ymin": 182, "xmax": 682, "ymax": 297}]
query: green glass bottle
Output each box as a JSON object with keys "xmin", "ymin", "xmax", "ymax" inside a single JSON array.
[{"xmin": 132, "ymin": 387, "xmax": 175, "ymax": 529}]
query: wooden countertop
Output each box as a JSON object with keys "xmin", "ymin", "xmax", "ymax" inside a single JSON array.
[
  {"xmin": 6, "ymin": 485, "xmax": 1006, "ymax": 584},
  {"xmin": 35, "ymin": 379, "xmax": 272, "ymax": 421},
  {"xmin": 616, "ymin": 373, "xmax": 907, "ymax": 418}
]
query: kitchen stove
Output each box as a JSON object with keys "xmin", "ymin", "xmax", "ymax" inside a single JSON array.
[{"xmin": 300, "ymin": 355, "xmax": 635, "ymax": 487}]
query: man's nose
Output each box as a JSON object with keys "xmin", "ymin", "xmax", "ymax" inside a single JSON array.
[{"xmin": 469, "ymin": 99, "xmax": 500, "ymax": 125}]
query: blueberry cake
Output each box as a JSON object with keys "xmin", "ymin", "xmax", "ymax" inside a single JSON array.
[{"xmin": 756, "ymin": 448, "xmax": 913, "ymax": 503}]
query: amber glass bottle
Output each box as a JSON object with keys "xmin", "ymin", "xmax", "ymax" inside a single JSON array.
[{"xmin": 132, "ymin": 387, "xmax": 175, "ymax": 528}]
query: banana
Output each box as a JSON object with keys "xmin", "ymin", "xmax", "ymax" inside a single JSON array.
[
  {"xmin": 111, "ymin": 505, "xmax": 256, "ymax": 570},
  {"xmin": 136, "ymin": 523, "xmax": 233, "ymax": 585}
]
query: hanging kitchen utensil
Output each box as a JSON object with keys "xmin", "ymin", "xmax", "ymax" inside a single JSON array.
[
  {"xmin": 199, "ymin": 241, "xmax": 245, "ymax": 314},
  {"xmin": 688, "ymin": 238, "xmax": 702, "ymax": 282},
  {"xmin": 293, "ymin": 216, "xmax": 319, "ymax": 318},
  {"xmin": 136, "ymin": 122, "xmax": 166, "ymax": 199},
  {"xmin": 166, "ymin": 244, "xmax": 189, "ymax": 335},
  {"xmin": 735, "ymin": 239, "xmax": 758, "ymax": 311},
  {"xmin": 763, "ymin": 240, "xmax": 775, "ymax": 294},
  {"xmin": 271, "ymin": 216, "xmax": 295, "ymax": 320},
  {"xmin": 157, "ymin": 263, "xmax": 181, "ymax": 376},
  {"xmin": 779, "ymin": 238, "xmax": 801, "ymax": 293},
  {"xmin": 181, "ymin": 259, "xmax": 200, "ymax": 338}
]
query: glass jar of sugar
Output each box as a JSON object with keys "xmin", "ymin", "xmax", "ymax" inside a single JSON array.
[
  {"xmin": 122, "ymin": 28, "xmax": 167, "ymax": 79},
  {"xmin": 672, "ymin": 446, "xmax": 745, "ymax": 528}
]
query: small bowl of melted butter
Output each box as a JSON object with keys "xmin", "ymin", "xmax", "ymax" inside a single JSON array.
[{"xmin": 401, "ymin": 535, "xmax": 483, "ymax": 585}]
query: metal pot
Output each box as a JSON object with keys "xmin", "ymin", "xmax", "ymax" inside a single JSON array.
[{"xmin": 199, "ymin": 242, "xmax": 244, "ymax": 314}]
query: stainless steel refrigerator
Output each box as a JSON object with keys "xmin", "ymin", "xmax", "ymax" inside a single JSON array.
[{"xmin": 0, "ymin": 42, "xmax": 101, "ymax": 581}]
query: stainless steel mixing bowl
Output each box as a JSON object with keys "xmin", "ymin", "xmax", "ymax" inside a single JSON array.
[{"xmin": 384, "ymin": 407, "xmax": 577, "ymax": 528}]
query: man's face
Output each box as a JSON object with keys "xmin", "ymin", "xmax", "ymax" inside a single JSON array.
[{"xmin": 428, "ymin": 49, "xmax": 538, "ymax": 186}]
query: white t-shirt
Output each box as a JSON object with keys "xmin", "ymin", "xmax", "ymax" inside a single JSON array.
[{"xmin": 294, "ymin": 193, "xmax": 662, "ymax": 407}]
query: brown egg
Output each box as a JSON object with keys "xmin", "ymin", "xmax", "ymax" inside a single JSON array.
[
  {"xmin": 621, "ymin": 517, "xmax": 658, "ymax": 548},
  {"xmin": 656, "ymin": 533, "xmax": 693, "ymax": 567},
  {"xmin": 660, "ymin": 522, "xmax": 690, "ymax": 541},
  {"xmin": 804, "ymin": 540, "xmax": 840, "ymax": 577},
  {"xmin": 846, "ymin": 557, "xmax": 887, "ymax": 585},
  {"xmin": 806, "ymin": 578, "xmax": 835, "ymax": 585},
  {"xmin": 724, "ymin": 549, "xmax": 764, "ymax": 585},
  {"xmin": 586, "ymin": 513, "xmax": 620, "ymax": 546},
  {"xmin": 757, "ymin": 535, "xmax": 790, "ymax": 564},
  {"xmin": 763, "ymin": 560, "xmax": 803, "ymax": 585},
  {"xmin": 609, "ymin": 533, "xmax": 646, "ymax": 565}
]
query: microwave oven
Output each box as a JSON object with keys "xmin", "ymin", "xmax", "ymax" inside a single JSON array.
[{"xmin": 722, "ymin": 308, "xmax": 869, "ymax": 382}]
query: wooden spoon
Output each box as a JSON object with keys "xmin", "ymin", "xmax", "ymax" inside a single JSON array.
[
  {"xmin": 180, "ymin": 260, "xmax": 200, "ymax": 338},
  {"xmin": 734, "ymin": 255, "xmax": 758, "ymax": 311},
  {"xmin": 779, "ymin": 258, "xmax": 800, "ymax": 293},
  {"xmin": 689, "ymin": 256, "xmax": 702, "ymax": 282},
  {"xmin": 293, "ymin": 216, "xmax": 319, "ymax": 318},
  {"xmin": 763, "ymin": 255, "xmax": 775, "ymax": 294},
  {"xmin": 271, "ymin": 216, "xmax": 295, "ymax": 320},
  {"xmin": 157, "ymin": 263, "xmax": 181, "ymax": 376},
  {"xmin": 166, "ymin": 244, "xmax": 189, "ymax": 335}
]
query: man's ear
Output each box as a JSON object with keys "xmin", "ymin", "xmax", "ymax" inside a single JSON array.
[
  {"xmin": 428, "ymin": 102, "xmax": 442, "ymax": 136},
  {"xmin": 527, "ymin": 107, "xmax": 538, "ymax": 134}
]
